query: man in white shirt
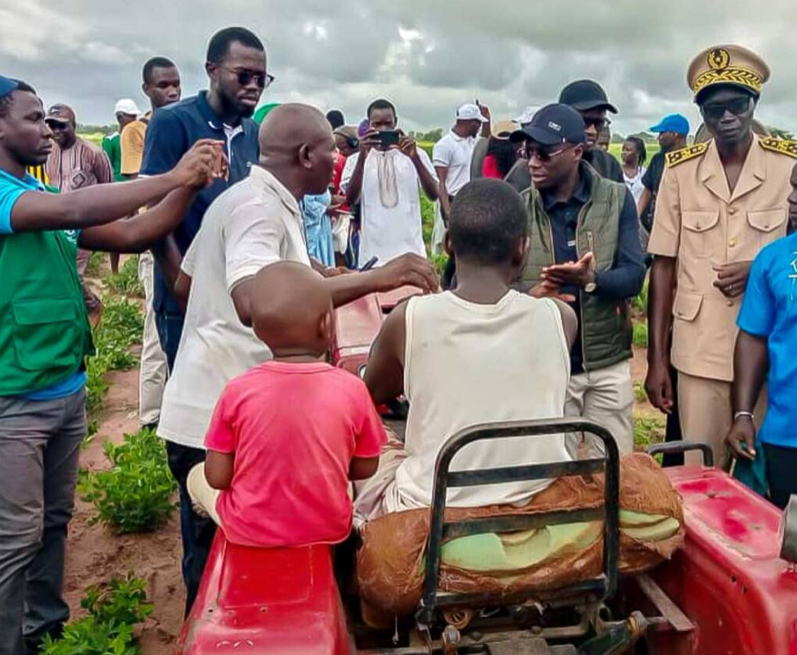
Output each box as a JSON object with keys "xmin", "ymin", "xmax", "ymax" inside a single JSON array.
[
  {"xmin": 157, "ymin": 103, "xmax": 439, "ymax": 609},
  {"xmin": 433, "ymin": 102, "xmax": 490, "ymax": 223},
  {"xmin": 341, "ymin": 98, "xmax": 439, "ymax": 266}
]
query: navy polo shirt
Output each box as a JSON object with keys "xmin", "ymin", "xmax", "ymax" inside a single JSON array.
[{"xmin": 141, "ymin": 90, "xmax": 260, "ymax": 315}]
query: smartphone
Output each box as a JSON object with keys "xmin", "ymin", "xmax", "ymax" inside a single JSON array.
[{"xmin": 378, "ymin": 130, "xmax": 400, "ymax": 149}]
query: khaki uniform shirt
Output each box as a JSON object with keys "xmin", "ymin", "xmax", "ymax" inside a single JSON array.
[{"xmin": 648, "ymin": 134, "xmax": 795, "ymax": 381}]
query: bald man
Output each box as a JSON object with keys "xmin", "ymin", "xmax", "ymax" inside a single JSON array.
[{"xmin": 156, "ymin": 103, "xmax": 437, "ymax": 606}]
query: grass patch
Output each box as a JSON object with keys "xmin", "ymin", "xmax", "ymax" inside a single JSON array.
[
  {"xmin": 634, "ymin": 382, "xmax": 648, "ymax": 403},
  {"xmin": 86, "ymin": 296, "xmax": 144, "ymax": 419},
  {"xmin": 632, "ymin": 278, "xmax": 649, "ymax": 315},
  {"xmin": 79, "ymin": 427, "xmax": 176, "ymax": 534},
  {"xmin": 41, "ymin": 574, "xmax": 152, "ymax": 655},
  {"xmin": 633, "ymin": 321, "xmax": 648, "ymax": 348},
  {"xmin": 104, "ymin": 256, "xmax": 143, "ymax": 298},
  {"xmin": 84, "ymin": 252, "xmax": 105, "ymax": 277},
  {"xmin": 634, "ymin": 416, "xmax": 665, "ymax": 450}
]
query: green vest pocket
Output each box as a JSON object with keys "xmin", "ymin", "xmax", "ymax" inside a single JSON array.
[{"xmin": 12, "ymin": 298, "xmax": 82, "ymax": 372}]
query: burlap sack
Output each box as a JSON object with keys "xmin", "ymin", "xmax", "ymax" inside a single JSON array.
[{"xmin": 357, "ymin": 453, "xmax": 683, "ymax": 619}]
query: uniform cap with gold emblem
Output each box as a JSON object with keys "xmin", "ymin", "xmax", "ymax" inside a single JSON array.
[{"xmin": 687, "ymin": 45, "xmax": 770, "ymax": 102}]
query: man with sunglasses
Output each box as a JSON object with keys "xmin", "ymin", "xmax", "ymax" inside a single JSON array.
[
  {"xmin": 139, "ymin": 26, "xmax": 269, "ymax": 614},
  {"xmin": 559, "ymin": 80, "xmax": 625, "ymax": 185},
  {"xmin": 646, "ymin": 45, "xmax": 797, "ymax": 467},
  {"xmin": 512, "ymin": 104, "xmax": 645, "ymax": 455}
]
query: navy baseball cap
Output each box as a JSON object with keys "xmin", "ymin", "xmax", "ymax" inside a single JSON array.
[
  {"xmin": 559, "ymin": 80, "xmax": 618, "ymax": 114},
  {"xmin": 649, "ymin": 113, "xmax": 690, "ymax": 135},
  {"xmin": 0, "ymin": 75, "xmax": 19, "ymax": 99},
  {"xmin": 510, "ymin": 104, "xmax": 586, "ymax": 146}
]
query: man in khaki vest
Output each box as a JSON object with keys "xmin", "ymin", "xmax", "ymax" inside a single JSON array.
[{"xmin": 646, "ymin": 44, "xmax": 797, "ymax": 466}]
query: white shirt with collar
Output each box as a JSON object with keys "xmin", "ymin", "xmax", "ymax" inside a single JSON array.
[
  {"xmin": 157, "ymin": 166, "xmax": 311, "ymax": 449},
  {"xmin": 432, "ymin": 130, "xmax": 480, "ymax": 197},
  {"xmin": 341, "ymin": 148, "xmax": 437, "ymax": 267}
]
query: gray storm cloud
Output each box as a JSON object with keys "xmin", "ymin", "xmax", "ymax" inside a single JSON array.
[{"xmin": 1, "ymin": 0, "xmax": 795, "ymax": 135}]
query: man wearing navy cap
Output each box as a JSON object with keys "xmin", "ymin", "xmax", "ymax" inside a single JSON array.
[
  {"xmin": 558, "ymin": 80, "xmax": 625, "ymax": 184},
  {"xmin": 637, "ymin": 113, "xmax": 689, "ymax": 230},
  {"xmin": 512, "ymin": 104, "xmax": 646, "ymax": 454}
]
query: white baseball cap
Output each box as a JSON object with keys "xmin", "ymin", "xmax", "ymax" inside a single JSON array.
[
  {"xmin": 114, "ymin": 98, "xmax": 140, "ymax": 116},
  {"xmin": 456, "ymin": 103, "xmax": 488, "ymax": 123},
  {"xmin": 514, "ymin": 105, "xmax": 540, "ymax": 127}
]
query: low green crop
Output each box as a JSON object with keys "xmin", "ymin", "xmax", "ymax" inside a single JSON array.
[
  {"xmin": 634, "ymin": 382, "xmax": 648, "ymax": 403},
  {"xmin": 634, "ymin": 417, "xmax": 665, "ymax": 450},
  {"xmin": 633, "ymin": 320, "xmax": 648, "ymax": 348},
  {"xmin": 104, "ymin": 255, "xmax": 144, "ymax": 298},
  {"xmin": 41, "ymin": 575, "xmax": 152, "ymax": 655},
  {"xmin": 79, "ymin": 428, "xmax": 176, "ymax": 533}
]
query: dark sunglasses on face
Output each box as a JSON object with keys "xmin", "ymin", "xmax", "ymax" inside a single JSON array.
[
  {"xmin": 522, "ymin": 143, "xmax": 575, "ymax": 162},
  {"xmin": 218, "ymin": 66, "xmax": 275, "ymax": 89},
  {"xmin": 582, "ymin": 117, "xmax": 611, "ymax": 131},
  {"xmin": 701, "ymin": 97, "xmax": 751, "ymax": 120}
]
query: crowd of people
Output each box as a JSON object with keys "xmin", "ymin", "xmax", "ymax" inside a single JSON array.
[{"xmin": 1, "ymin": 26, "xmax": 796, "ymax": 653}]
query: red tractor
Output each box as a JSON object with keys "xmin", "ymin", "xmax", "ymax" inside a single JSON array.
[{"xmin": 176, "ymin": 291, "xmax": 797, "ymax": 655}]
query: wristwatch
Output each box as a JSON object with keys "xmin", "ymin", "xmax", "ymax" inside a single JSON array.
[{"xmin": 584, "ymin": 272, "xmax": 598, "ymax": 294}]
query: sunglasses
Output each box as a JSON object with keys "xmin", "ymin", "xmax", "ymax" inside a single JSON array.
[
  {"xmin": 218, "ymin": 66, "xmax": 275, "ymax": 89},
  {"xmin": 583, "ymin": 117, "xmax": 611, "ymax": 131},
  {"xmin": 701, "ymin": 97, "xmax": 752, "ymax": 120},
  {"xmin": 522, "ymin": 143, "xmax": 576, "ymax": 162}
]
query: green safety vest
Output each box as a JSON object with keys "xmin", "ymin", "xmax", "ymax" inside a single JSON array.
[
  {"xmin": 520, "ymin": 163, "xmax": 633, "ymax": 372},
  {"xmin": 0, "ymin": 226, "xmax": 94, "ymax": 396}
]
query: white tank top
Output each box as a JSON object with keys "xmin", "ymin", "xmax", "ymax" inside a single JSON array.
[{"xmin": 387, "ymin": 290, "xmax": 572, "ymax": 511}]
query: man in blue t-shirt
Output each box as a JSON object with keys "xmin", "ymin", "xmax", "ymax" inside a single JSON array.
[
  {"xmin": 0, "ymin": 74, "xmax": 222, "ymax": 655},
  {"xmin": 140, "ymin": 25, "xmax": 272, "ymax": 615},
  {"xmin": 725, "ymin": 163, "xmax": 797, "ymax": 508}
]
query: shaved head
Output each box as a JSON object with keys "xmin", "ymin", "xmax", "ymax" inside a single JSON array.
[
  {"xmin": 252, "ymin": 261, "xmax": 333, "ymax": 357},
  {"xmin": 257, "ymin": 103, "xmax": 336, "ymax": 198}
]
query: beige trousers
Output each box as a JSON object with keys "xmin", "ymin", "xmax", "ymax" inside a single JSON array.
[
  {"xmin": 138, "ymin": 253, "xmax": 168, "ymax": 427},
  {"xmin": 677, "ymin": 372, "xmax": 766, "ymax": 468},
  {"xmin": 186, "ymin": 464, "xmax": 222, "ymax": 526},
  {"xmin": 565, "ymin": 360, "xmax": 635, "ymax": 455}
]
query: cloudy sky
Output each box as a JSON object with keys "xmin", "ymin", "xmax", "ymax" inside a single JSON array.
[{"xmin": 2, "ymin": 0, "xmax": 795, "ymax": 136}]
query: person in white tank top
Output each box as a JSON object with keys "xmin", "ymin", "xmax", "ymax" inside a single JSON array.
[{"xmin": 354, "ymin": 179, "xmax": 577, "ymax": 526}]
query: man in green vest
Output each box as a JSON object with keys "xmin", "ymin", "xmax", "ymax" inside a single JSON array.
[
  {"xmin": 0, "ymin": 74, "xmax": 224, "ymax": 655},
  {"xmin": 511, "ymin": 104, "xmax": 646, "ymax": 455}
]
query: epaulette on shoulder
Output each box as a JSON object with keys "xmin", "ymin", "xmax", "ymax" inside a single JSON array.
[
  {"xmin": 759, "ymin": 137, "xmax": 797, "ymax": 160},
  {"xmin": 666, "ymin": 143, "xmax": 709, "ymax": 168}
]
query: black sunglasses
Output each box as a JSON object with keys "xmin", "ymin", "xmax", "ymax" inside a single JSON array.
[
  {"xmin": 522, "ymin": 143, "xmax": 576, "ymax": 162},
  {"xmin": 701, "ymin": 97, "xmax": 752, "ymax": 120},
  {"xmin": 217, "ymin": 66, "xmax": 275, "ymax": 89},
  {"xmin": 583, "ymin": 117, "xmax": 611, "ymax": 131}
]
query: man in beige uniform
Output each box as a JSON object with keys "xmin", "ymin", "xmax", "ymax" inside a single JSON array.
[{"xmin": 646, "ymin": 44, "xmax": 797, "ymax": 465}]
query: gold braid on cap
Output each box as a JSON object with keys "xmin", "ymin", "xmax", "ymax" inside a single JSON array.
[{"xmin": 693, "ymin": 67, "xmax": 763, "ymax": 95}]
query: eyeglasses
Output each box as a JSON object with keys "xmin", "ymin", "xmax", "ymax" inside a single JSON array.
[
  {"xmin": 701, "ymin": 97, "xmax": 752, "ymax": 120},
  {"xmin": 217, "ymin": 66, "xmax": 275, "ymax": 89},
  {"xmin": 582, "ymin": 117, "xmax": 611, "ymax": 131},
  {"xmin": 522, "ymin": 143, "xmax": 576, "ymax": 162}
]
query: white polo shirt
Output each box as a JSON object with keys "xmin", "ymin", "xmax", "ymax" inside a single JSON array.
[
  {"xmin": 432, "ymin": 131, "xmax": 480, "ymax": 197},
  {"xmin": 157, "ymin": 166, "xmax": 311, "ymax": 449}
]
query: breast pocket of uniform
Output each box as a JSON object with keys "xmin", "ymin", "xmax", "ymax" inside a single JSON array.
[
  {"xmin": 748, "ymin": 208, "xmax": 787, "ymax": 253},
  {"xmin": 681, "ymin": 210, "xmax": 720, "ymax": 259}
]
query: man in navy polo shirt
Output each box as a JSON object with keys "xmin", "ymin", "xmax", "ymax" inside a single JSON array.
[
  {"xmin": 140, "ymin": 25, "xmax": 271, "ymax": 612},
  {"xmin": 725, "ymin": 164, "xmax": 797, "ymax": 508}
]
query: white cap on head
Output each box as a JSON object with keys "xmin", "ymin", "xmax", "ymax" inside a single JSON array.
[
  {"xmin": 514, "ymin": 105, "xmax": 540, "ymax": 127},
  {"xmin": 456, "ymin": 103, "xmax": 488, "ymax": 123},
  {"xmin": 114, "ymin": 98, "xmax": 141, "ymax": 116}
]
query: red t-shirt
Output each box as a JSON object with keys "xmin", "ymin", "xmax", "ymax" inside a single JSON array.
[
  {"xmin": 482, "ymin": 154, "xmax": 502, "ymax": 179},
  {"xmin": 205, "ymin": 361, "xmax": 387, "ymax": 547}
]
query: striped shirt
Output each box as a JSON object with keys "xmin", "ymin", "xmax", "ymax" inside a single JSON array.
[{"xmin": 46, "ymin": 137, "xmax": 113, "ymax": 193}]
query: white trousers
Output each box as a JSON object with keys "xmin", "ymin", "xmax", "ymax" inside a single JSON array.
[
  {"xmin": 138, "ymin": 253, "xmax": 168, "ymax": 426},
  {"xmin": 565, "ymin": 360, "xmax": 635, "ymax": 455}
]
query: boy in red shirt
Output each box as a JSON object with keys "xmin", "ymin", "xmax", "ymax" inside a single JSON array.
[{"xmin": 187, "ymin": 261, "xmax": 387, "ymax": 547}]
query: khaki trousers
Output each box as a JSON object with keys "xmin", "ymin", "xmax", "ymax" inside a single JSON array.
[
  {"xmin": 677, "ymin": 372, "xmax": 766, "ymax": 468},
  {"xmin": 138, "ymin": 253, "xmax": 168, "ymax": 427},
  {"xmin": 565, "ymin": 360, "xmax": 635, "ymax": 455},
  {"xmin": 186, "ymin": 464, "xmax": 222, "ymax": 527}
]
